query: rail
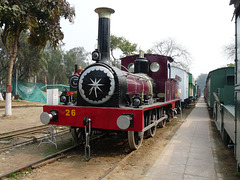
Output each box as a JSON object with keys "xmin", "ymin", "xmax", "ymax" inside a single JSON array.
[
  {"xmin": 0, "ymin": 133, "xmax": 107, "ymax": 179},
  {"xmin": 0, "ymin": 125, "xmax": 49, "ymax": 140}
]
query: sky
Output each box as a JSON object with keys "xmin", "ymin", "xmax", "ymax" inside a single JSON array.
[{"xmin": 60, "ymin": 0, "xmax": 235, "ymax": 78}]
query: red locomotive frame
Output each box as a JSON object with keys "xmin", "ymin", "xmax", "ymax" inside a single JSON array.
[{"xmin": 43, "ymin": 99, "xmax": 178, "ymax": 132}]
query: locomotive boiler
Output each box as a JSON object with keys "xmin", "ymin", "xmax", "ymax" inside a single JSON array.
[
  {"xmin": 40, "ymin": 7, "xmax": 181, "ymax": 160},
  {"xmin": 77, "ymin": 56, "xmax": 155, "ymax": 108}
]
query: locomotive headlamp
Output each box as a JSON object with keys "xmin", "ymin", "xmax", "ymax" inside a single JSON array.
[
  {"xmin": 60, "ymin": 89, "xmax": 69, "ymax": 105},
  {"xmin": 69, "ymin": 74, "xmax": 79, "ymax": 91},
  {"xmin": 60, "ymin": 96, "xmax": 67, "ymax": 103},
  {"xmin": 92, "ymin": 49, "xmax": 101, "ymax": 62},
  {"xmin": 132, "ymin": 94, "xmax": 142, "ymax": 108},
  {"xmin": 133, "ymin": 98, "xmax": 141, "ymax": 107}
]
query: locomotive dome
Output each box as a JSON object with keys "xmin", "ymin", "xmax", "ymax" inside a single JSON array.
[{"xmin": 78, "ymin": 65, "xmax": 115, "ymax": 105}]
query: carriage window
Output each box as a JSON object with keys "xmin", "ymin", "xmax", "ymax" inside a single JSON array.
[
  {"xmin": 128, "ymin": 63, "xmax": 134, "ymax": 73},
  {"xmin": 150, "ymin": 62, "xmax": 160, "ymax": 72}
]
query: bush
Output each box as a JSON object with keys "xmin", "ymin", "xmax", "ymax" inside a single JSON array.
[{"xmin": 14, "ymin": 94, "xmax": 20, "ymax": 100}]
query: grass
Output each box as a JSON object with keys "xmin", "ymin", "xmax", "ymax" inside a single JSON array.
[
  {"xmin": 7, "ymin": 167, "xmax": 32, "ymax": 179},
  {"xmin": 12, "ymin": 100, "xmax": 21, "ymax": 102},
  {"xmin": 44, "ymin": 148, "xmax": 60, "ymax": 156},
  {"xmin": 7, "ymin": 173, "xmax": 17, "ymax": 178},
  {"xmin": 7, "ymin": 169, "xmax": 24, "ymax": 179},
  {"xmin": 44, "ymin": 138, "xmax": 74, "ymax": 156},
  {"xmin": 0, "ymin": 132, "xmax": 11, "ymax": 137}
]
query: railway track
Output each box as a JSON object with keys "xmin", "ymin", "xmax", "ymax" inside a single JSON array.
[
  {"xmin": 0, "ymin": 133, "xmax": 107, "ymax": 179},
  {"xmin": 0, "ymin": 125, "xmax": 69, "ymax": 152},
  {"xmin": 98, "ymin": 150, "xmax": 135, "ymax": 180},
  {"xmin": 0, "ymin": 144, "xmax": 78, "ymax": 179},
  {"xmin": 0, "ymin": 134, "xmax": 133, "ymax": 180},
  {"xmin": 0, "ymin": 125, "xmax": 49, "ymax": 140},
  {"xmin": 0, "ymin": 129, "xmax": 164, "ymax": 179}
]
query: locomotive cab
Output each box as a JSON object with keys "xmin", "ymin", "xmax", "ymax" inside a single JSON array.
[{"xmin": 121, "ymin": 54, "xmax": 177, "ymax": 102}]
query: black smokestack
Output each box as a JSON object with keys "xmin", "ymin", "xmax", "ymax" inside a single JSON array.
[{"xmin": 95, "ymin": 7, "xmax": 115, "ymax": 62}]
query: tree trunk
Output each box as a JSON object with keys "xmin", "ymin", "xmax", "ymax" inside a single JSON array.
[
  {"xmin": 4, "ymin": 28, "xmax": 20, "ymax": 116},
  {"xmin": 5, "ymin": 54, "xmax": 17, "ymax": 115}
]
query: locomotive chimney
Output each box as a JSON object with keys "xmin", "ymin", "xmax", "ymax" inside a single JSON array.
[{"xmin": 93, "ymin": 7, "xmax": 115, "ymax": 63}]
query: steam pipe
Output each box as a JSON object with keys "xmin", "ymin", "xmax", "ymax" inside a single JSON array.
[{"xmin": 95, "ymin": 7, "xmax": 115, "ymax": 62}]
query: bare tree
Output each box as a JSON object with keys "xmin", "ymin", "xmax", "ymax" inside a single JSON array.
[
  {"xmin": 223, "ymin": 42, "xmax": 235, "ymax": 60},
  {"xmin": 151, "ymin": 38, "xmax": 192, "ymax": 70}
]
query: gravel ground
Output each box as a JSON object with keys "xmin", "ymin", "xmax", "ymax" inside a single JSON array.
[{"xmin": 0, "ymin": 100, "xmax": 239, "ymax": 179}]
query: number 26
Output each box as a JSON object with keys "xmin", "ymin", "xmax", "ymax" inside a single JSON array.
[{"xmin": 65, "ymin": 109, "xmax": 76, "ymax": 116}]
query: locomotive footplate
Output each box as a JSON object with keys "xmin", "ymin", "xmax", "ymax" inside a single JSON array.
[
  {"xmin": 42, "ymin": 105, "xmax": 144, "ymax": 132},
  {"xmin": 42, "ymin": 99, "xmax": 179, "ymax": 132}
]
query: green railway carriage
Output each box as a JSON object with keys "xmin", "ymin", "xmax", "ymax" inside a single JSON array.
[
  {"xmin": 205, "ymin": 67, "xmax": 235, "ymax": 158},
  {"xmin": 188, "ymin": 73, "xmax": 195, "ymax": 99},
  {"xmin": 188, "ymin": 72, "xmax": 199, "ymax": 102},
  {"xmin": 205, "ymin": 67, "xmax": 234, "ymax": 109},
  {"xmin": 185, "ymin": 73, "xmax": 199, "ymax": 103}
]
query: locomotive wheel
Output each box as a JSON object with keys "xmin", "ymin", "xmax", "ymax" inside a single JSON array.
[
  {"xmin": 176, "ymin": 106, "xmax": 181, "ymax": 114},
  {"xmin": 128, "ymin": 131, "xmax": 143, "ymax": 150},
  {"xmin": 166, "ymin": 109, "xmax": 172, "ymax": 122},
  {"xmin": 158, "ymin": 119, "xmax": 166, "ymax": 128},
  {"xmin": 146, "ymin": 111, "xmax": 156, "ymax": 137},
  {"xmin": 158, "ymin": 108, "xmax": 166, "ymax": 128},
  {"xmin": 70, "ymin": 127, "xmax": 85, "ymax": 144},
  {"xmin": 167, "ymin": 114, "xmax": 171, "ymax": 122}
]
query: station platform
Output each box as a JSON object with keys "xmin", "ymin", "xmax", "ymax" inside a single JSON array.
[{"xmin": 144, "ymin": 97, "xmax": 218, "ymax": 180}]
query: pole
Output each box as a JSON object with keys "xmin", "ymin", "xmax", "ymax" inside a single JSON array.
[{"xmin": 16, "ymin": 68, "xmax": 18, "ymax": 95}]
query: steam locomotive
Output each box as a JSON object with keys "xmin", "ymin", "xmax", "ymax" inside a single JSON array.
[{"xmin": 40, "ymin": 7, "xmax": 181, "ymax": 158}]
